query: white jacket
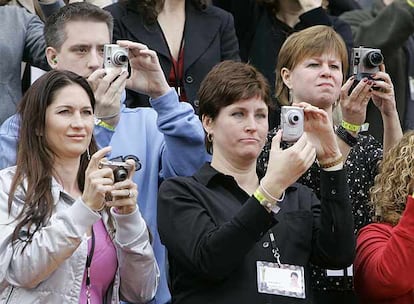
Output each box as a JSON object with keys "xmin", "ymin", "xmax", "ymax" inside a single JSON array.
[{"xmin": 0, "ymin": 167, "xmax": 159, "ymax": 303}]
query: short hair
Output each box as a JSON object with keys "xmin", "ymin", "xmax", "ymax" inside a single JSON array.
[
  {"xmin": 275, "ymin": 25, "xmax": 348, "ymax": 106},
  {"xmin": 44, "ymin": 2, "xmax": 113, "ymax": 50},
  {"xmin": 198, "ymin": 60, "xmax": 272, "ymax": 153},
  {"xmin": 9, "ymin": 70, "xmax": 98, "ymax": 247},
  {"xmin": 370, "ymin": 131, "xmax": 414, "ymax": 226}
]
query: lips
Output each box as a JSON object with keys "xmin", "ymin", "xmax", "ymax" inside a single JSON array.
[
  {"xmin": 67, "ymin": 134, "xmax": 86, "ymax": 139},
  {"xmin": 318, "ymin": 83, "xmax": 334, "ymax": 87}
]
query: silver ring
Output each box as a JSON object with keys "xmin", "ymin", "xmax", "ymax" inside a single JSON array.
[{"xmin": 128, "ymin": 190, "xmax": 133, "ymax": 198}]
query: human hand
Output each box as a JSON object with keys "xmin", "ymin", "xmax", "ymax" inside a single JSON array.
[
  {"xmin": 82, "ymin": 146, "xmax": 115, "ymax": 211},
  {"xmin": 340, "ymin": 75, "xmax": 373, "ymax": 128},
  {"xmin": 116, "ymin": 40, "xmax": 171, "ymax": 99},
  {"xmin": 298, "ymin": 0, "xmax": 322, "ymax": 12},
  {"xmin": 261, "ymin": 129, "xmax": 316, "ymax": 198},
  {"xmin": 370, "ymin": 65, "xmax": 397, "ymax": 118},
  {"xmin": 87, "ymin": 68, "xmax": 127, "ymax": 126},
  {"xmin": 106, "ymin": 159, "xmax": 138, "ymax": 214},
  {"xmin": 296, "ymin": 102, "xmax": 342, "ymax": 162}
]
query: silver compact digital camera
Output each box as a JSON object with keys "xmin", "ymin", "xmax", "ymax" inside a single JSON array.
[
  {"xmin": 351, "ymin": 46, "xmax": 383, "ymax": 81},
  {"xmin": 99, "ymin": 160, "xmax": 132, "ymax": 182},
  {"xmin": 103, "ymin": 44, "xmax": 129, "ymax": 73},
  {"xmin": 280, "ymin": 106, "xmax": 304, "ymax": 142}
]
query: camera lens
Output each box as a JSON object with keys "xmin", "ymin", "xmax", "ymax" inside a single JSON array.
[
  {"xmin": 287, "ymin": 111, "xmax": 301, "ymax": 125},
  {"xmin": 113, "ymin": 166, "xmax": 128, "ymax": 182},
  {"xmin": 365, "ymin": 51, "xmax": 383, "ymax": 67},
  {"xmin": 112, "ymin": 51, "xmax": 128, "ymax": 66}
]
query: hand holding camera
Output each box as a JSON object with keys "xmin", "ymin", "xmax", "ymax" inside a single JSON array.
[
  {"xmin": 116, "ymin": 40, "xmax": 171, "ymax": 99},
  {"xmin": 82, "ymin": 147, "xmax": 138, "ymax": 214},
  {"xmin": 283, "ymin": 103, "xmax": 341, "ymax": 164}
]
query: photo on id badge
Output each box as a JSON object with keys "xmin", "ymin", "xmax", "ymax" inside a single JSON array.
[{"xmin": 257, "ymin": 261, "xmax": 305, "ymax": 299}]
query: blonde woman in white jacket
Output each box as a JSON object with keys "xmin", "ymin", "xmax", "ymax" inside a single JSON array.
[{"xmin": 0, "ymin": 70, "xmax": 159, "ymax": 303}]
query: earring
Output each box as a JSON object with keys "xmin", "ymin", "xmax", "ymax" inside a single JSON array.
[
  {"xmin": 289, "ymin": 89, "xmax": 293, "ymax": 105},
  {"xmin": 207, "ymin": 133, "xmax": 213, "ymax": 143}
]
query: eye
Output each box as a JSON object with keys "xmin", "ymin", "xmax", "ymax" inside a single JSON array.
[
  {"xmin": 231, "ymin": 112, "xmax": 244, "ymax": 118},
  {"xmin": 98, "ymin": 47, "xmax": 105, "ymax": 55},
  {"xmin": 83, "ymin": 109, "xmax": 93, "ymax": 116},
  {"xmin": 330, "ymin": 64, "xmax": 340, "ymax": 70},
  {"xmin": 74, "ymin": 47, "xmax": 88, "ymax": 54},
  {"xmin": 57, "ymin": 109, "xmax": 70, "ymax": 115},
  {"xmin": 255, "ymin": 113, "xmax": 267, "ymax": 119},
  {"xmin": 307, "ymin": 63, "xmax": 319, "ymax": 68}
]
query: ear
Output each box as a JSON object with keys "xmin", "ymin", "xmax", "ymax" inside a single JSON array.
[
  {"xmin": 202, "ymin": 115, "xmax": 214, "ymax": 135},
  {"xmin": 46, "ymin": 47, "xmax": 59, "ymax": 69},
  {"xmin": 280, "ymin": 67, "xmax": 292, "ymax": 89}
]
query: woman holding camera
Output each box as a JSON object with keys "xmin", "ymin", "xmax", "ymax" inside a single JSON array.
[
  {"xmin": 258, "ymin": 25, "xmax": 402, "ymax": 303},
  {"xmin": 0, "ymin": 70, "xmax": 159, "ymax": 303},
  {"xmin": 157, "ymin": 60, "xmax": 355, "ymax": 304},
  {"xmin": 354, "ymin": 131, "xmax": 414, "ymax": 303}
]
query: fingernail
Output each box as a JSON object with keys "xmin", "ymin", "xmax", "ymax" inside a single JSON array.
[{"xmin": 363, "ymin": 78, "xmax": 368, "ymax": 82}]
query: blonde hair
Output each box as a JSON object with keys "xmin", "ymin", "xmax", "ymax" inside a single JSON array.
[
  {"xmin": 275, "ymin": 25, "xmax": 348, "ymax": 106},
  {"xmin": 370, "ymin": 131, "xmax": 414, "ymax": 226}
]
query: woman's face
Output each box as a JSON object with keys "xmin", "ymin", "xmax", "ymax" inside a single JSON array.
[
  {"xmin": 282, "ymin": 52, "xmax": 343, "ymax": 109},
  {"xmin": 45, "ymin": 84, "xmax": 94, "ymax": 161},
  {"xmin": 204, "ymin": 96, "xmax": 269, "ymax": 165}
]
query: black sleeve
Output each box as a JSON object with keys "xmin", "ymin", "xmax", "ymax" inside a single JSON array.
[
  {"xmin": 157, "ymin": 178, "xmax": 276, "ymax": 281},
  {"xmin": 310, "ymin": 169, "xmax": 356, "ymax": 268}
]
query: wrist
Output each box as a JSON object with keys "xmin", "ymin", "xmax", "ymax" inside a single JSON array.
[
  {"xmin": 113, "ymin": 205, "xmax": 137, "ymax": 214},
  {"xmin": 317, "ymin": 153, "xmax": 343, "ymax": 169},
  {"xmin": 149, "ymin": 83, "xmax": 172, "ymax": 99},
  {"xmin": 336, "ymin": 125, "xmax": 358, "ymax": 147}
]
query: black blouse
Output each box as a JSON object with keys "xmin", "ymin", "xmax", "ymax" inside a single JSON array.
[
  {"xmin": 157, "ymin": 162, "xmax": 355, "ymax": 303},
  {"xmin": 258, "ymin": 128, "xmax": 383, "ymax": 292}
]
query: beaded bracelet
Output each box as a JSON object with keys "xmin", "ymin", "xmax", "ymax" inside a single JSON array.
[{"xmin": 318, "ymin": 154, "xmax": 343, "ymax": 169}]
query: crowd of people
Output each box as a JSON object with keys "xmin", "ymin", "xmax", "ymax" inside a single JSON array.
[{"xmin": 0, "ymin": 0, "xmax": 414, "ymax": 303}]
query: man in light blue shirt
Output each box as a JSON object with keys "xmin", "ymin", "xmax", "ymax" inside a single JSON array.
[{"xmin": 0, "ymin": 3, "xmax": 206, "ymax": 304}]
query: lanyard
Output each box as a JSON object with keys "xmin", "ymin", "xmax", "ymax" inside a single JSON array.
[
  {"xmin": 85, "ymin": 227, "xmax": 95, "ymax": 304},
  {"xmin": 268, "ymin": 230, "xmax": 282, "ymax": 266},
  {"xmin": 158, "ymin": 21, "xmax": 186, "ymax": 97}
]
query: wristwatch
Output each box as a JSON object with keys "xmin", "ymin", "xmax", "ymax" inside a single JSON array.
[{"xmin": 336, "ymin": 125, "xmax": 358, "ymax": 147}]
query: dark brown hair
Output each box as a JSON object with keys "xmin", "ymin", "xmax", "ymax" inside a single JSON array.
[
  {"xmin": 198, "ymin": 60, "xmax": 272, "ymax": 153},
  {"xmin": 123, "ymin": 0, "xmax": 210, "ymax": 24},
  {"xmin": 9, "ymin": 70, "xmax": 98, "ymax": 247}
]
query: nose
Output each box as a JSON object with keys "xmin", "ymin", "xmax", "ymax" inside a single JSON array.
[
  {"xmin": 245, "ymin": 114, "xmax": 258, "ymax": 132},
  {"xmin": 88, "ymin": 48, "xmax": 101, "ymax": 70},
  {"xmin": 320, "ymin": 63, "xmax": 332, "ymax": 77},
  {"xmin": 70, "ymin": 112, "xmax": 86, "ymax": 129}
]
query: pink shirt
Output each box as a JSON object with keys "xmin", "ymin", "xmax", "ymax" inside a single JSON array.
[{"xmin": 79, "ymin": 219, "xmax": 117, "ymax": 303}]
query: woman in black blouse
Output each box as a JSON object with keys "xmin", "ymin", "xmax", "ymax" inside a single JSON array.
[
  {"xmin": 157, "ymin": 60, "xmax": 355, "ymax": 304},
  {"xmin": 258, "ymin": 25, "xmax": 402, "ymax": 304}
]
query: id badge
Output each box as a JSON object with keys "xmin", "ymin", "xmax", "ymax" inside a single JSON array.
[{"xmin": 257, "ymin": 261, "xmax": 305, "ymax": 299}]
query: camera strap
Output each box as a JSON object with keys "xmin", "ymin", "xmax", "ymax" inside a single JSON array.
[{"xmin": 85, "ymin": 226, "xmax": 95, "ymax": 304}]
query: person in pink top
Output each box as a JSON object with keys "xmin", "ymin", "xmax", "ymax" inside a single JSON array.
[{"xmin": 354, "ymin": 130, "xmax": 414, "ymax": 304}]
